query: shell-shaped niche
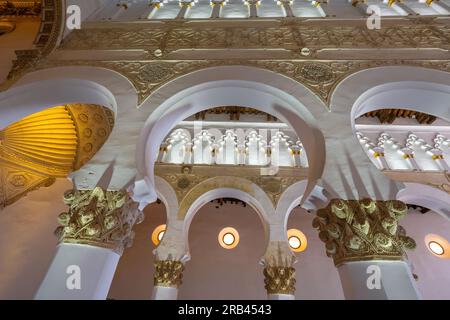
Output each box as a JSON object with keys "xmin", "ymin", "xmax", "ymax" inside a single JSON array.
[{"xmin": 0, "ymin": 104, "xmax": 114, "ymax": 176}]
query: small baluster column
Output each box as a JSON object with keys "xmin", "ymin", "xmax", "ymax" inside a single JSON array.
[
  {"xmin": 176, "ymin": 0, "xmax": 193, "ymax": 19},
  {"xmin": 245, "ymin": 0, "xmax": 260, "ymax": 17},
  {"xmin": 387, "ymin": 0, "xmax": 418, "ymax": 15},
  {"xmin": 211, "ymin": 0, "xmax": 226, "ymax": 18},
  {"xmin": 373, "ymin": 147, "xmax": 389, "ymax": 170},
  {"xmin": 426, "ymin": 0, "xmax": 450, "ymax": 13},
  {"xmin": 401, "ymin": 148, "xmax": 420, "ymax": 171},
  {"xmin": 430, "ymin": 149, "xmax": 449, "ymax": 171},
  {"xmin": 278, "ymin": 0, "xmax": 294, "ymax": 17},
  {"xmin": 351, "ymin": 0, "xmax": 369, "ymax": 16}
]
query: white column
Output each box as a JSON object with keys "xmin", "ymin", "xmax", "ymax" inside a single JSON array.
[
  {"xmin": 351, "ymin": 0, "xmax": 369, "ymax": 16},
  {"xmin": 427, "ymin": 0, "xmax": 450, "ymax": 13},
  {"xmin": 245, "ymin": 0, "xmax": 259, "ymax": 17},
  {"xmin": 35, "ymin": 243, "xmax": 120, "ymax": 300},
  {"xmin": 313, "ymin": 0, "xmax": 335, "ymax": 17},
  {"xmin": 402, "ymin": 148, "xmax": 420, "ymax": 170},
  {"xmin": 430, "ymin": 149, "xmax": 449, "ymax": 171},
  {"xmin": 211, "ymin": 0, "xmax": 225, "ymax": 18},
  {"xmin": 278, "ymin": 0, "xmax": 294, "ymax": 17},
  {"xmin": 268, "ymin": 293, "xmax": 294, "ymax": 300},
  {"xmin": 338, "ymin": 260, "xmax": 421, "ymax": 300},
  {"xmin": 184, "ymin": 142, "xmax": 193, "ymax": 164},
  {"xmin": 152, "ymin": 286, "xmax": 179, "ymax": 300},
  {"xmin": 291, "ymin": 145, "xmax": 301, "ymax": 167},
  {"xmin": 176, "ymin": 1, "xmax": 192, "ymax": 19},
  {"xmin": 373, "ymin": 147, "xmax": 389, "ymax": 170},
  {"xmin": 157, "ymin": 142, "xmax": 168, "ymax": 163},
  {"xmin": 35, "ymin": 187, "xmax": 143, "ymax": 300},
  {"xmin": 393, "ymin": 1, "xmax": 418, "ymax": 16}
]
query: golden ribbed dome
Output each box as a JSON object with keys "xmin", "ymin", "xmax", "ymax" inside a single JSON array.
[
  {"xmin": 1, "ymin": 106, "xmax": 78, "ymax": 175},
  {"xmin": 0, "ymin": 104, "xmax": 114, "ymax": 208}
]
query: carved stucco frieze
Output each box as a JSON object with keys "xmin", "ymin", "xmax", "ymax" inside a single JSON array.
[
  {"xmin": 312, "ymin": 199, "xmax": 416, "ymax": 266},
  {"xmin": 59, "ymin": 22, "xmax": 450, "ymax": 52},
  {"xmin": 54, "ymin": 187, "xmax": 144, "ymax": 255},
  {"xmin": 155, "ymin": 164, "xmax": 305, "ymax": 213},
  {"xmin": 10, "ymin": 59, "xmax": 450, "ymax": 106}
]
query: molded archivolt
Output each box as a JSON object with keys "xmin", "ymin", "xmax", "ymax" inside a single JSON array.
[{"xmin": 0, "ymin": 104, "xmax": 114, "ymax": 208}]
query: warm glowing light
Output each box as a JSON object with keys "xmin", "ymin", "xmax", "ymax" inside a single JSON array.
[
  {"xmin": 425, "ymin": 234, "xmax": 450, "ymax": 259},
  {"xmin": 218, "ymin": 227, "xmax": 239, "ymax": 249},
  {"xmin": 223, "ymin": 233, "xmax": 235, "ymax": 245},
  {"xmin": 429, "ymin": 241, "xmax": 444, "ymax": 255},
  {"xmin": 287, "ymin": 229, "xmax": 307, "ymax": 252},
  {"xmin": 152, "ymin": 224, "xmax": 166, "ymax": 246},
  {"xmin": 288, "ymin": 236, "xmax": 301, "ymax": 249}
]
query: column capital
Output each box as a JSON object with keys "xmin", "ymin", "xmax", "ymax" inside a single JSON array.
[
  {"xmin": 262, "ymin": 242, "xmax": 296, "ymax": 295},
  {"xmin": 54, "ymin": 187, "xmax": 144, "ymax": 255},
  {"xmin": 154, "ymin": 259, "xmax": 185, "ymax": 288},
  {"xmin": 313, "ymin": 199, "xmax": 416, "ymax": 266}
]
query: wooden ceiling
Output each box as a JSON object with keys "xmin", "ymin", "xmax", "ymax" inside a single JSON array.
[
  {"xmin": 361, "ymin": 109, "xmax": 437, "ymax": 124},
  {"xmin": 194, "ymin": 106, "xmax": 278, "ymax": 121}
]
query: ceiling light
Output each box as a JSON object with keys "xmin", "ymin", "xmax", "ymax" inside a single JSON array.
[
  {"xmin": 152, "ymin": 224, "xmax": 166, "ymax": 246},
  {"xmin": 218, "ymin": 227, "xmax": 239, "ymax": 249},
  {"xmin": 287, "ymin": 229, "xmax": 307, "ymax": 252},
  {"xmin": 425, "ymin": 234, "xmax": 450, "ymax": 259}
]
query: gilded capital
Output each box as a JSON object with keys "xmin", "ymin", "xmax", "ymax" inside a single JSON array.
[
  {"xmin": 262, "ymin": 242, "xmax": 296, "ymax": 295},
  {"xmin": 313, "ymin": 199, "xmax": 416, "ymax": 266},
  {"xmin": 154, "ymin": 260, "xmax": 185, "ymax": 288},
  {"xmin": 54, "ymin": 187, "xmax": 144, "ymax": 255}
]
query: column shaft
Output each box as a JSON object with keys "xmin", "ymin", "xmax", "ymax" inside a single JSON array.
[
  {"xmin": 338, "ymin": 260, "xmax": 421, "ymax": 300},
  {"xmin": 35, "ymin": 244, "xmax": 120, "ymax": 299}
]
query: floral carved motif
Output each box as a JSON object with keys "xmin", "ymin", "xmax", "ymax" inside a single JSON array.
[
  {"xmin": 55, "ymin": 187, "xmax": 144, "ymax": 255},
  {"xmin": 154, "ymin": 260, "xmax": 185, "ymax": 288},
  {"xmin": 313, "ymin": 199, "xmax": 416, "ymax": 266}
]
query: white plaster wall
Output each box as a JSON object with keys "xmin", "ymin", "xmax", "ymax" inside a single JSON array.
[
  {"xmin": 0, "ymin": 178, "xmax": 71, "ymax": 299},
  {"xmin": 401, "ymin": 210, "xmax": 450, "ymax": 299}
]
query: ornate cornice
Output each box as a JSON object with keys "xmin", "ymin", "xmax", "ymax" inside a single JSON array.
[
  {"xmin": 312, "ymin": 199, "xmax": 416, "ymax": 266},
  {"xmin": 54, "ymin": 187, "xmax": 144, "ymax": 255},
  {"xmin": 154, "ymin": 260, "xmax": 185, "ymax": 288},
  {"xmin": 10, "ymin": 59, "xmax": 450, "ymax": 106},
  {"xmin": 59, "ymin": 19, "xmax": 450, "ymax": 53}
]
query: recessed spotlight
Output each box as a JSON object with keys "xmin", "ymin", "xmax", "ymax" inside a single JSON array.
[
  {"xmin": 287, "ymin": 229, "xmax": 307, "ymax": 252},
  {"xmin": 425, "ymin": 234, "xmax": 449, "ymax": 259},
  {"xmin": 428, "ymin": 241, "xmax": 444, "ymax": 255},
  {"xmin": 152, "ymin": 224, "xmax": 166, "ymax": 246},
  {"xmin": 219, "ymin": 227, "xmax": 239, "ymax": 249}
]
